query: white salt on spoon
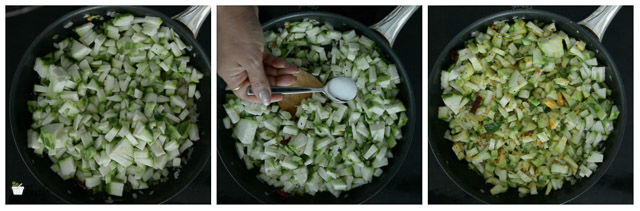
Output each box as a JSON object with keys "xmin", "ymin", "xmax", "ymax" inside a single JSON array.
[
  {"xmin": 247, "ymin": 76, "xmax": 357, "ymax": 103},
  {"xmin": 325, "ymin": 77, "xmax": 358, "ymax": 102}
]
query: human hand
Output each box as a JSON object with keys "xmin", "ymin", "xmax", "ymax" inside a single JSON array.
[{"xmin": 217, "ymin": 6, "xmax": 298, "ymax": 105}]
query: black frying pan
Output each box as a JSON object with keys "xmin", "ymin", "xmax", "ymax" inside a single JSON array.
[
  {"xmin": 428, "ymin": 7, "xmax": 627, "ymax": 204},
  {"xmin": 217, "ymin": 6, "xmax": 418, "ymax": 203},
  {"xmin": 9, "ymin": 6, "xmax": 211, "ymax": 203}
]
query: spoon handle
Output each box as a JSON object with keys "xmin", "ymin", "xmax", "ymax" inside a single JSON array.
[{"xmin": 247, "ymin": 87, "xmax": 323, "ymax": 95}]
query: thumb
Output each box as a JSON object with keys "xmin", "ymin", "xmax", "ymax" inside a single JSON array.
[{"xmin": 246, "ymin": 60, "xmax": 271, "ymax": 105}]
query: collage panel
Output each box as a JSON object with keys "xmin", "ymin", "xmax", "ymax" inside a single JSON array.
[
  {"xmin": 5, "ymin": 6, "xmax": 211, "ymax": 204},
  {"xmin": 217, "ymin": 5, "xmax": 422, "ymax": 204},
  {"xmin": 428, "ymin": 5, "xmax": 633, "ymax": 204}
]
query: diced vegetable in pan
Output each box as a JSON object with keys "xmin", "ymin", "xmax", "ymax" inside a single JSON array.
[
  {"xmin": 28, "ymin": 12, "xmax": 203, "ymax": 196},
  {"xmin": 223, "ymin": 19, "xmax": 407, "ymax": 197}
]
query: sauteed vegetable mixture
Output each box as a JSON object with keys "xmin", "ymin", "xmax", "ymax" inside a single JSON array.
[{"xmin": 439, "ymin": 19, "xmax": 619, "ymax": 196}]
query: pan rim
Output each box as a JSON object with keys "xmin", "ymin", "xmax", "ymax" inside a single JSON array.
[{"xmin": 428, "ymin": 8, "xmax": 626, "ymax": 204}]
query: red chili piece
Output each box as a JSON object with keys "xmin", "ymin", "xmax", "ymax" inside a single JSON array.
[
  {"xmin": 76, "ymin": 179, "xmax": 88, "ymax": 190},
  {"xmin": 275, "ymin": 189, "xmax": 289, "ymax": 199},
  {"xmin": 449, "ymin": 50, "xmax": 458, "ymax": 62},
  {"xmin": 471, "ymin": 96, "xmax": 483, "ymax": 114},
  {"xmin": 280, "ymin": 137, "xmax": 291, "ymax": 145}
]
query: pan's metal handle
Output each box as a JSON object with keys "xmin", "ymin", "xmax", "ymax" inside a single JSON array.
[
  {"xmin": 578, "ymin": 5, "xmax": 621, "ymax": 41},
  {"xmin": 173, "ymin": 5, "xmax": 211, "ymax": 38},
  {"xmin": 248, "ymin": 87, "xmax": 323, "ymax": 95},
  {"xmin": 370, "ymin": 6, "xmax": 419, "ymax": 46}
]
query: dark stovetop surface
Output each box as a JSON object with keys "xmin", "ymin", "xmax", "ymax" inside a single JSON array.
[
  {"xmin": 217, "ymin": 6, "xmax": 423, "ymax": 204},
  {"xmin": 428, "ymin": 6, "xmax": 633, "ymax": 204},
  {"xmin": 5, "ymin": 6, "xmax": 211, "ymax": 204}
]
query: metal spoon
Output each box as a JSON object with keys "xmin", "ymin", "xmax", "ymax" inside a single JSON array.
[{"xmin": 248, "ymin": 77, "xmax": 357, "ymax": 103}]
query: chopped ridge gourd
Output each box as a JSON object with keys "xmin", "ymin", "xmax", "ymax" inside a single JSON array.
[
  {"xmin": 439, "ymin": 19, "xmax": 619, "ymax": 197},
  {"xmin": 223, "ymin": 19, "xmax": 408, "ymax": 197},
  {"xmin": 28, "ymin": 12, "xmax": 203, "ymax": 197}
]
